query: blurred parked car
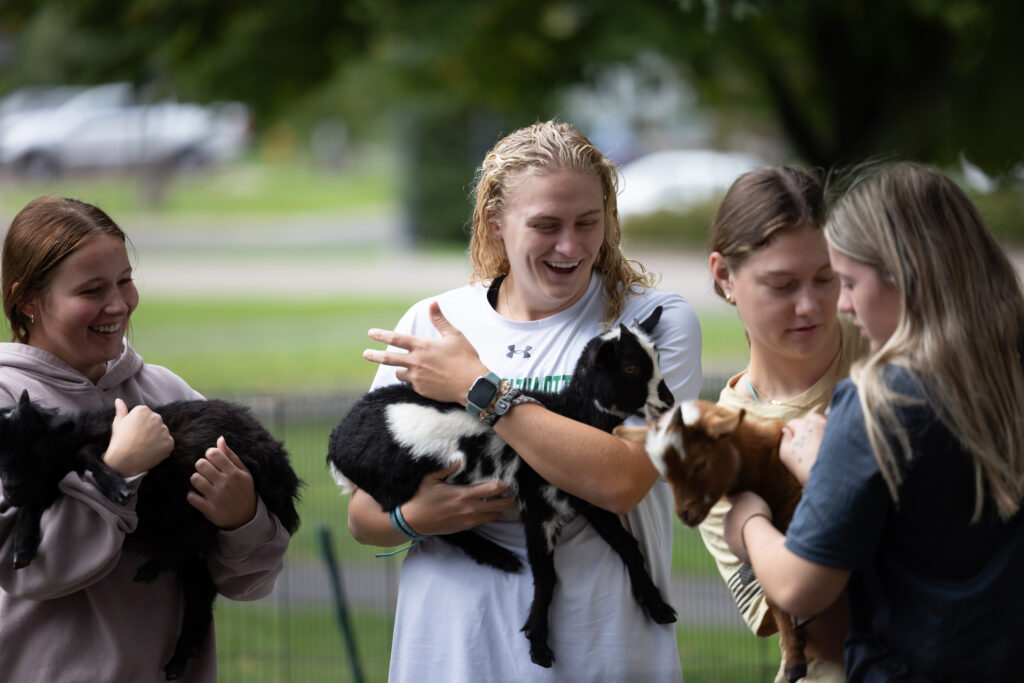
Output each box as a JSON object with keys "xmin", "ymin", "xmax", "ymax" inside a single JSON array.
[
  {"xmin": 0, "ymin": 83, "xmax": 251, "ymax": 178},
  {"xmin": 617, "ymin": 149, "xmax": 765, "ymax": 218}
]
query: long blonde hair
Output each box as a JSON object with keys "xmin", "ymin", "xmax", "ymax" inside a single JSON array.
[
  {"xmin": 826, "ymin": 162, "xmax": 1024, "ymax": 521},
  {"xmin": 468, "ymin": 120, "xmax": 654, "ymax": 325}
]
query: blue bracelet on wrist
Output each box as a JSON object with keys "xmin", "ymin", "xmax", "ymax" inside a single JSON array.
[{"xmin": 390, "ymin": 506, "xmax": 430, "ymax": 542}]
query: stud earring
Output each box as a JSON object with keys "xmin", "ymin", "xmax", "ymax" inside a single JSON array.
[
  {"xmin": 28, "ymin": 314, "xmax": 34, "ymax": 324},
  {"xmin": 726, "ymin": 294, "xmax": 735, "ymax": 305}
]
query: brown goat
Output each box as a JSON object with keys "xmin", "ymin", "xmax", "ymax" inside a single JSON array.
[{"xmin": 616, "ymin": 399, "xmax": 809, "ymax": 682}]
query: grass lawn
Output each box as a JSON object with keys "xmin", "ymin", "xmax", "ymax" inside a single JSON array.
[
  {"xmin": 129, "ymin": 296, "xmax": 747, "ymax": 397},
  {"xmin": 215, "ymin": 602, "xmax": 778, "ymax": 683},
  {"xmin": 0, "ymin": 154, "xmax": 398, "ymax": 219}
]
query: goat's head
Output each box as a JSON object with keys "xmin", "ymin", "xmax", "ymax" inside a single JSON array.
[
  {"xmin": 615, "ymin": 399, "xmax": 745, "ymax": 527},
  {"xmin": 577, "ymin": 305, "xmax": 674, "ymax": 420},
  {"xmin": 0, "ymin": 390, "xmax": 74, "ymax": 505}
]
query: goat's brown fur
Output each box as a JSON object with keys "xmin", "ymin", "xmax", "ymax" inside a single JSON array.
[{"xmin": 616, "ymin": 399, "xmax": 809, "ymax": 682}]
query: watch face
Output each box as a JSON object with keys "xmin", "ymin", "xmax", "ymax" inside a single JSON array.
[{"xmin": 468, "ymin": 377, "xmax": 498, "ymax": 408}]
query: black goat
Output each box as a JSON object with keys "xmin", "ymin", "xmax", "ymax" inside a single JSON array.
[
  {"xmin": 0, "ymin": 392, "xmax": 302, "ymax": 680},
  {"xmin": 327, "ymin": 306, "xmax": 677, "ymax": 667}
]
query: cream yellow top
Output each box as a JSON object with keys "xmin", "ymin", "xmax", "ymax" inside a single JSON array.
[{"xmin": 697, "ymin": 315, "xmax": 868, "ymax": 683}]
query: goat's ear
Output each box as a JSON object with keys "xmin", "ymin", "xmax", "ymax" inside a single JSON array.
[
  {"xmin": 17, "ymin": 389, "xmax": 30, "ymax": 409},
  {"xmin": 669, "ymin": 404, "xmax": 685, "ymax": 428},
  {"xmin": 704, "ymin": 407, "xmax": 744, "ymax": 439},
  {"xmin": 613, "ymin": 425, "xmax": 647, "ymax": 443},
  {"xmin": 637, "ymin": 306, "xmax": 663, "ymax": 335},
  {"xmin": 596, "ymin": 337, "xmax": 617, "ymax": 368}
]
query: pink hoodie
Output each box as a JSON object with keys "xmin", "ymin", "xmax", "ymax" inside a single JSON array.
[{"xmin": 0, "ymin": 340, "xmax": 291, "ymax": 682}]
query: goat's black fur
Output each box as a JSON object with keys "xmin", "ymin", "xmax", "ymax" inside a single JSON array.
[
  {"xmin": 0, "ymin": 392, "xmax": 302, "ymax": 680},
  {"xmin": 328, "ymin": 306, "xmax": 677, "ymax": 667}
]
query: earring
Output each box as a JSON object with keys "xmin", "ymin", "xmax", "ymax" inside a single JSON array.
[
  {"xmin": 28, "ymin": 314, "xmax": 34, "ymax": 324},
  {"xmin": 726, "ymin": 294, "xmax": 735, "ymax": 305}
]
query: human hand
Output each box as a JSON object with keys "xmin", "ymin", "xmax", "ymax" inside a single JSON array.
[
  {"xmin": 400, "ymin": 461, "xmax": 518, "ymax": 536},
  {"xmin": 722, "ymin": 491, "xmax": 773, "ymax": 564},
  {"xmin": 186, "ymin": 437, "xmax": 257, "ymax": 529},
  {"xmin": 363, "ymin": 301, "xmax": 488, "ymax": 405},
  {"xmin": 103, "ymin": 398, "xmax": 174, "ymax": 477},
  {"xmin": 780, "ymin": 414, "xmax": 827, "ymax": 485}
]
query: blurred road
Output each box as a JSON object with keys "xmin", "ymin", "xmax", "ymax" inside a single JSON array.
[{"xmin": 124, "ymin": 207, "xmax": 732, "ymax": 312}]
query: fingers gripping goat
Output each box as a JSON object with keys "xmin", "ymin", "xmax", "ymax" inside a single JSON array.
[
  {"xmin": 616, "ymin": 400, "xmax": 810, "ymax": 682},
  {"xmin": 328, "ymin": 306, "xmax": 676, "ymax": 668}
]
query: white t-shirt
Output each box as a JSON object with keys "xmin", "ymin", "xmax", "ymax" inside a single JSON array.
[{"xmin": 374, "ymin": 273, "xmax": 702, "ymax": 683}]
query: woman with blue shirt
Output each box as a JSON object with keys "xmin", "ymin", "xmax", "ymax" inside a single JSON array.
[{"xmin": 723, "ymin": 161, "xmax": 1024, "ymax": 681}]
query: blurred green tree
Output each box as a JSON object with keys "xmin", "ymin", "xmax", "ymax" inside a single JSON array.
[{"xmin": 1, "ymin": 0, "xmax": 1021, "ymax": 241}]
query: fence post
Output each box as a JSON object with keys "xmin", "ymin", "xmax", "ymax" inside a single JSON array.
[{"xmin": 318, "ymin": 525, "xmax": 366, "ymax": 683}]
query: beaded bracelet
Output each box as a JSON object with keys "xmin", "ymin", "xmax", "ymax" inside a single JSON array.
[{"xmin": 477, "ymin": 380, "xmax": 512, "ymax": 424}]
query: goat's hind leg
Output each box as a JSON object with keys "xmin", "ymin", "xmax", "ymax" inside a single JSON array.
[
  {"xmin": 163, "ymin": 557, "xmax": 217, "ymax": 680},
  {"xmin": 519, "ymin": 516, "xmax": 558, "ymax": 668},
  {"xmin": 581, "ymin": 506, "xmax": 676, "ymax": 624},
  {"xmin": 769, "ymin": 600, "xmax": 808, "ymax": 682}
]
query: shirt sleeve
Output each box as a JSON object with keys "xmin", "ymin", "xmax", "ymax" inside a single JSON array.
[
  {"xmin": 785, "ymin": 380, "xmax": 892, "ymax": 570},
  {"xmin": 0, "ymin": 470, "xmax": 144, "ymax": 600},
  {"xmin": 652, "ymin": 294, "xmax": 703, "ymax": 403},
  {"xmin": 207, "ymin": 496, "xmax": 289, "ymax": 601},
  {"xmin": 698, "ymin": 499, "xmax": 777, "ymax": 636}
]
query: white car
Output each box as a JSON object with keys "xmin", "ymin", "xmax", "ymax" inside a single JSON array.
[
  {"xmin": 617, "ymin": 149, "xmax": 765, "ymax": 218},
  {"xmin": 0, "ymin": 83, "xmax": 250, "ymax": 178}
]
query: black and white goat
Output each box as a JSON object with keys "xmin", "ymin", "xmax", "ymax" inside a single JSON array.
[
  {"xmin": 0, "ymin": 392, "xmax": 302, "ymax": 680},
  {"xmin": 327, "ymin": 306, "xmax": 676, "ymax": 667}
]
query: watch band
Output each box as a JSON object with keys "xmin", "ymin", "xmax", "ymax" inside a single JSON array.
[
  {"xmin": 480, "ymin": 388, "xmax": 540, "ymax": 426},
  {"xmin": 466, "ymin": 371, "xmax": 502, "ymax": 417}
]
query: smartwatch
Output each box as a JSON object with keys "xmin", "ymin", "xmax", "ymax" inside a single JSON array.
[{"xmin": 466, "ymin": 371, "xmax": 502, "ymax": 417}]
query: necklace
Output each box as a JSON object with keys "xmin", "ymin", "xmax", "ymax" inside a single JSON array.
[{"xmin": 742, "ymin": 372, "xmax": 801, "ymax": 407}]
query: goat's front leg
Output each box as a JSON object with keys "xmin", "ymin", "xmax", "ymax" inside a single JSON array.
[
  {"xmin": 769, "ymin": 599, "xmax": 808, "ymax": 682},
  {"xmin": 440, "ymin": 530, "xmax": 522, "ymax": 572},
  {"xmin": 11, "ymin": 504, "xmax": 44, "ymax": 569},
  {"xmin": 580, "ymin": 505, "xmax": 677, "ymax": 624},
  {"xmin": 519, "ymin": 501, "xmax": 558, "ymax": 668},
  {"xmin": 79, "ymin": 447, "xmax": 134, "ymax": 504}
]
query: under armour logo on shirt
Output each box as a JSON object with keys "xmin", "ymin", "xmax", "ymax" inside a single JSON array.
[{"xmin": 507, "ymin": 345, "xmax": 532, "ymax": 359}]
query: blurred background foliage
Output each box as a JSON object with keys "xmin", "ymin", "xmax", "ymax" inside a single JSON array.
[{"xmin": 1, "ymin": 0, "xmax": 1021, "ymax": 244}]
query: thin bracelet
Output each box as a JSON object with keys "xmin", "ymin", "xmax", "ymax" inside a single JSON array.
[
  {"xmin": 390, "ymin": 505, "xmax": 430, "ymax": 542},
  {"xmin": 740, "ymin": 512, "xmax": 773, "ymax": 557}
]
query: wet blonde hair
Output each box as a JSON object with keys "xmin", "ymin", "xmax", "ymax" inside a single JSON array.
[
  {"xmin": 468, "ymin": 120, "xmax": 654, "ymax": 325},
  {"xmin": 826, "ymin": 162, "xmax": 1024, "ymax": 521}
]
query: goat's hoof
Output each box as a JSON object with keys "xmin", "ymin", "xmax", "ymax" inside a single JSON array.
[
  {"xmin": 164, "ymin": 660, "xmax": 186, "ymax": 680},
  {"xmin": 12, "ymin": 550, "xmax": 34, "ymax": 569},
  {"xmin": 648, "ymin": 601, "xmax": 677, "ymax": 624},
  {"xmin": 529, "ymin": 645, "xmax": 555, "ymax": 668},
  {"xmin": 784, "ymin": 662, "xmax": 807, "ymax": 682},
  {"xmin": 113, "ymin": 484, "xmax": 134, "ymax": 504}
]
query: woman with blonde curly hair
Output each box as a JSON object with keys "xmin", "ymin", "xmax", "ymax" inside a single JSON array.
[
  {"xmin": 348, "ymin": 120, "xmax": 702, "ymax": 682},
  {"xmin": 724, "ymin": 161, "xmax": 1024, "ymax": 681}
]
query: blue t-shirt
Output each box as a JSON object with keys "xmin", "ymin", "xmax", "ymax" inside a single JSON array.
[{"xmin": 786, "ymin": 369, "xmax": 1024, "ymax": 682}]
